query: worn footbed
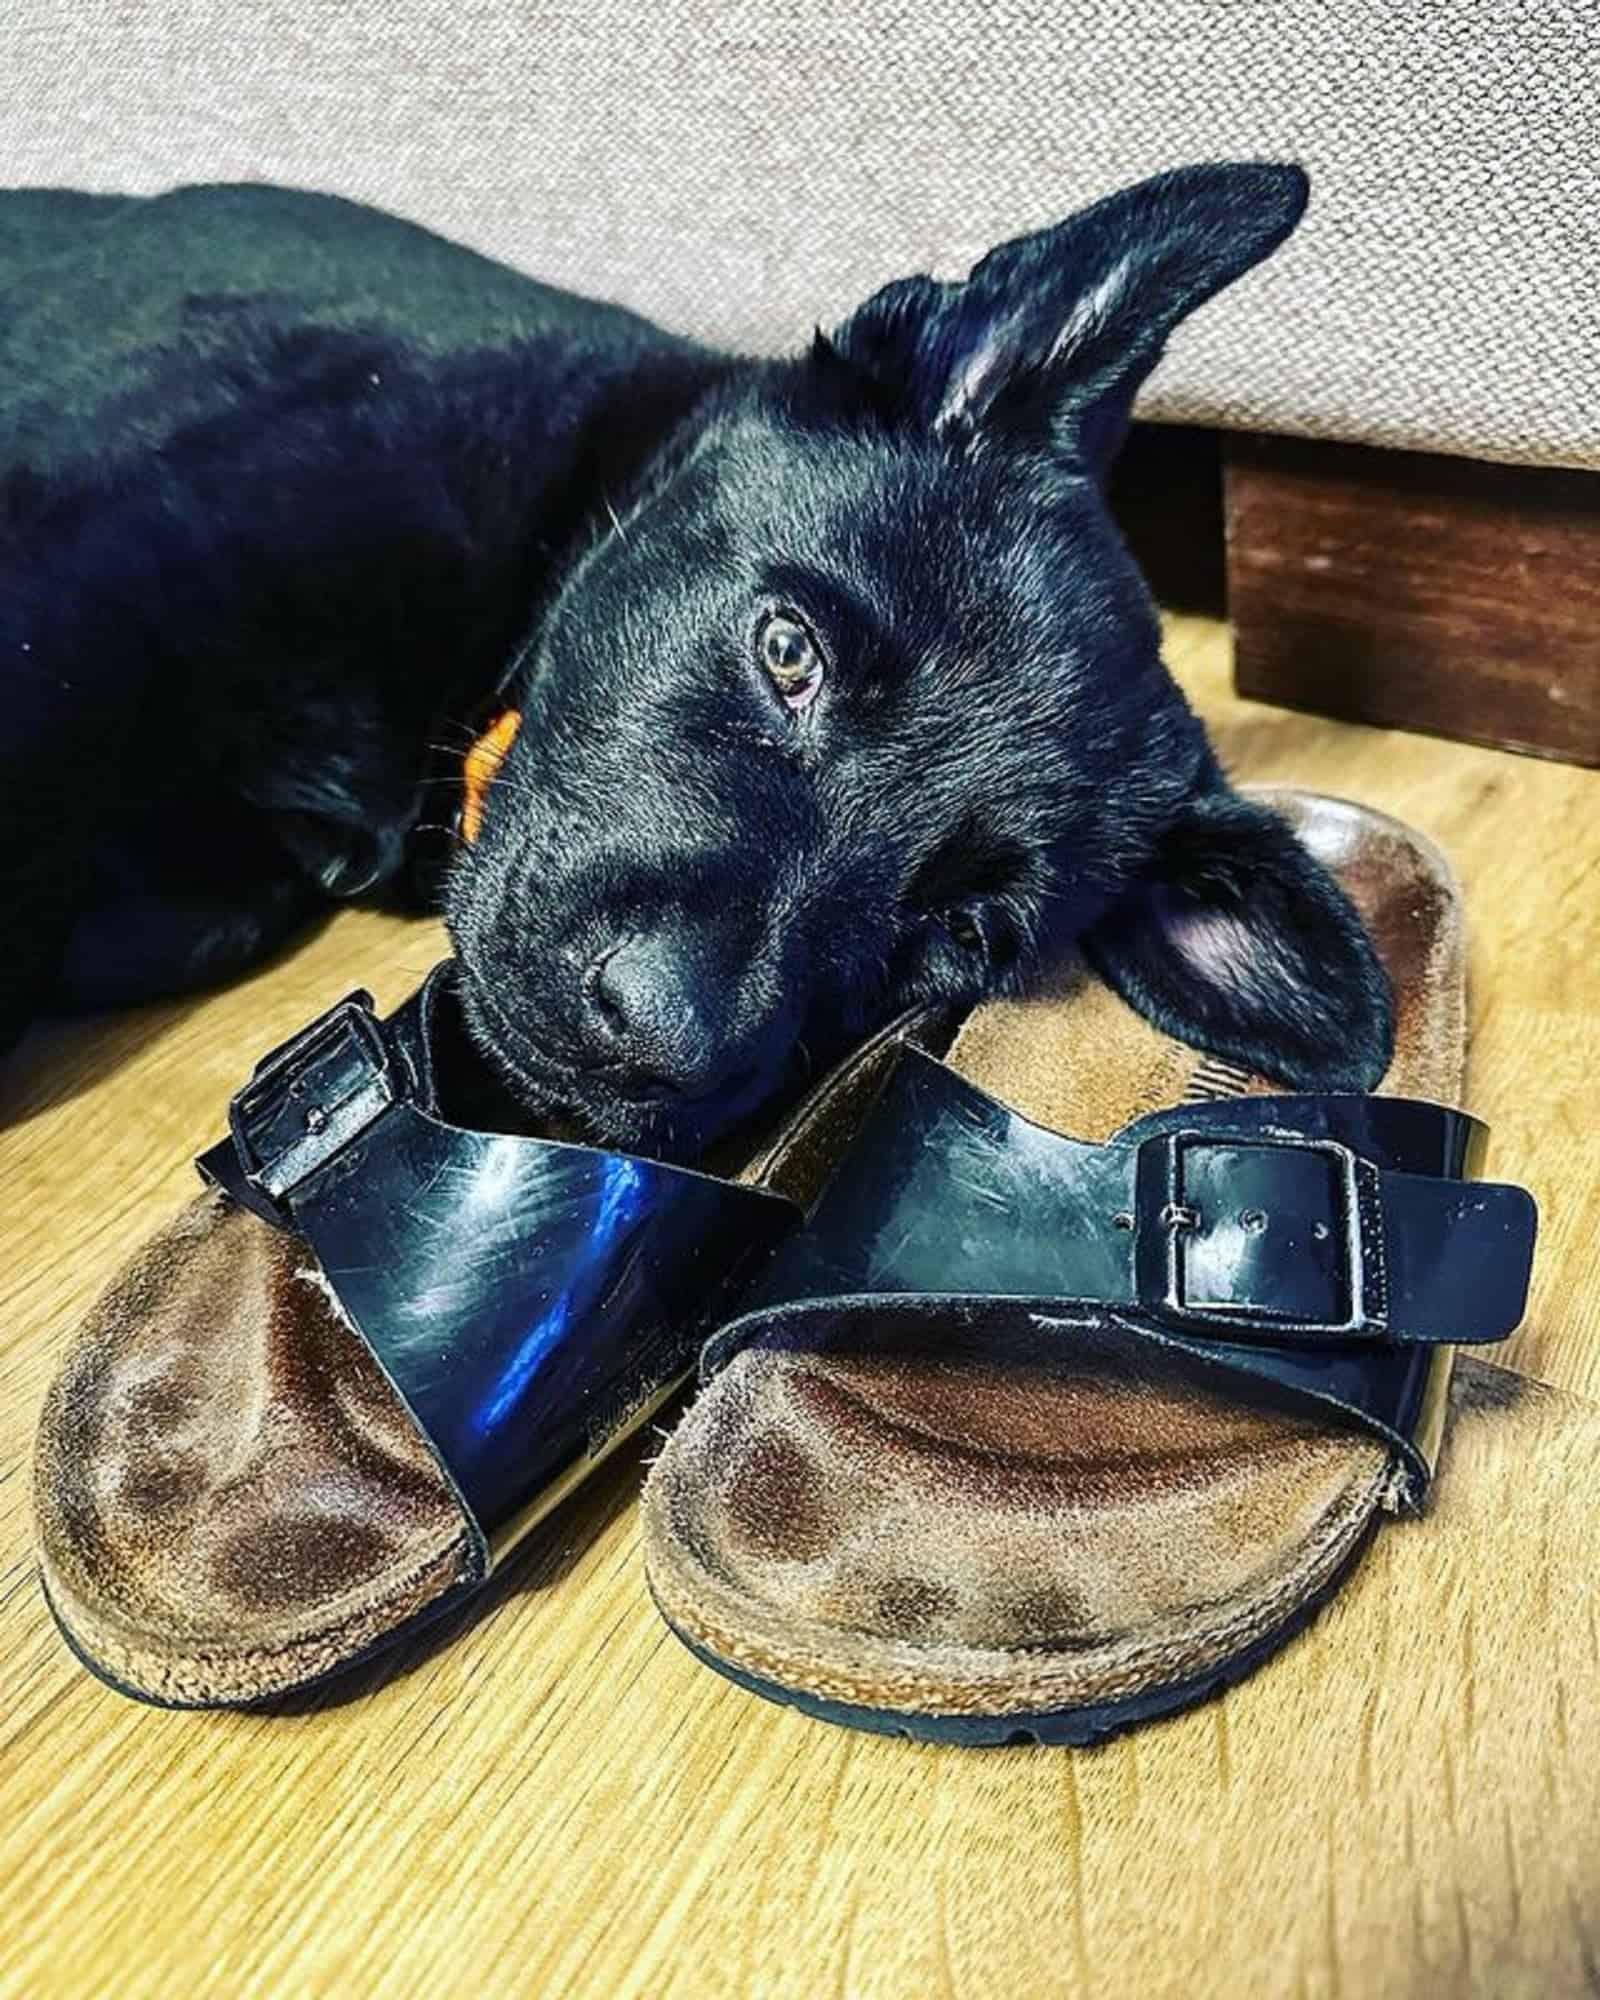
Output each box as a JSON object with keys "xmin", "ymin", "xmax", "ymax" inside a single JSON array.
[
  {"xmin": 639, "ymin": 791, "xmax": 1467, "ymax": 1735},
  {"xmin": 30, "ymin": 974, "xmax": 912, "ymax": 1709}
]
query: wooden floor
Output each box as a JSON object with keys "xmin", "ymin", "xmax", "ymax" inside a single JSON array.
[{"xmin": 3, "ymin": 616, "xmax": 1599, "ymax": 1999}]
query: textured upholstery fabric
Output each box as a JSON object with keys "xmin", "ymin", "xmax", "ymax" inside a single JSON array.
[{"xmin": 4, "ymin": 2, "xmax": 1594, "ymax": 468}]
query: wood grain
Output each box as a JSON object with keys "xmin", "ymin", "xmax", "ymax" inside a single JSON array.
[
  {"xmin": 3, "ymin": 613, "xmax": 1599, "ymax": 1999},
  {"xmin": 1228, "ymin": 435, "xmax": 1600, "ymax": 766}
]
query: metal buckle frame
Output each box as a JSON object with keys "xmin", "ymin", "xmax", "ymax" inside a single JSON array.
[
  {"xmin": 228, "ymin": 990, "xmax": 394, "ymax": 1203},
  {"xmin": 1133, "ymin": 1129, "xmax": 1376, "ymax": 1338}
]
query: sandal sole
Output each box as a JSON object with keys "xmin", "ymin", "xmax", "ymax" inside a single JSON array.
[{"xmin": 650, "ymin": 1480, "xmax": 1380, "ymax": 1747}]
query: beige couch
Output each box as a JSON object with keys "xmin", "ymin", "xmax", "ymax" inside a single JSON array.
[{"xmin": 7, "ymin": 0, "xmax": 1595, "ymax": 472}]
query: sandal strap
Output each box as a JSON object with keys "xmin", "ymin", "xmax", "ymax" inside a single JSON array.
[
  {"xmin": 194, "ymin": 974, "xmax": 799, "ymax": 1564},
  {"xmin": 700, "ymin": 1048, "xmax": 1537, "ymax": 1495}
]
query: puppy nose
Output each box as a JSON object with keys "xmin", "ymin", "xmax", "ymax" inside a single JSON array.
[{"xmin": 582, "ymin": 933, "xmax": 739, "ymax": 1097}]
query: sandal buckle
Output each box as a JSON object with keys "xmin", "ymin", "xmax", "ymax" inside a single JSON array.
[
  {"xmin": 1133, "ymin": 1131, "xmax": 1383, "ymax": 1339},
  {"xmin": 229, "ymin": 991, "xmax": 396, "ymax": 1203}
]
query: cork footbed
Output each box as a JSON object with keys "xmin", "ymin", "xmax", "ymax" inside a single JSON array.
[
  {"xmin": 34, "ymin": 1192, "xmax": 478, "ymax": 1706},
  {"xmin": 640, "ymin": 791, "xmax": 1467, "ymax": 1728}
]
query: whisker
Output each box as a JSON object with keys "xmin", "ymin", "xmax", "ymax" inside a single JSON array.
[{"xmin": 455, "ymin": 776, "xmax": 548, "ymax": 811}]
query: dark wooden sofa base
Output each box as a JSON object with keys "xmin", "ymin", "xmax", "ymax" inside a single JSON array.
[{"xmin": 1225, "ymin": 435, "xmax": 1600, "ymax": 767}]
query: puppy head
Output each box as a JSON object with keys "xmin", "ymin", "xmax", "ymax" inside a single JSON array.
[{"xmin": 446, "ymin": 163, "xmax": 1393, "ymax": 1159}]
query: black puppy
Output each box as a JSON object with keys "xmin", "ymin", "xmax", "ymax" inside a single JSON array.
[{"xmin": 0, "ymin": 164, "xmax": 1390, "ymax": 1157}]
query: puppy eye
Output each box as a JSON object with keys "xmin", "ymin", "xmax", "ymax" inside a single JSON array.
[
  {"xmin": 758, "ymin": 610, "xmax": 826, "ymax": 714},
  {"xmin": 942, "ymin": 910, "xmax": 987, "ymax": 955}
]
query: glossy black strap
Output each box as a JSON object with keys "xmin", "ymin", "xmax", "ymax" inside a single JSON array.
[
  {"xmin": 703, "ymin": 1049, "xmax": 1538, "ymax": 1491},
  {"xmin": 198, "ymin": 973, "xmax": 800, "ymax": 1565}
]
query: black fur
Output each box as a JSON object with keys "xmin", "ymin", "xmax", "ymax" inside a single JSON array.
[{"xmin": 0, "ymin": 166, "xmax": 1393, "ymax": 1157}]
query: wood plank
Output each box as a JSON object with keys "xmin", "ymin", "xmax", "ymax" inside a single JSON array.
[
  {"xmin": 1227, "ymin": 435, "xmax": 1600, "ymax": 766},
  {"xmin": 3, "ymin": 610, "xmax": 1600, "ymax": 1997}
]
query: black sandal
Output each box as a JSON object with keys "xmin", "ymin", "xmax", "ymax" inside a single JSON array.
[
  {"xmin": 641, "ymin": 794, "xmax": 1539, "ymax": 1744},
  {"xmin": 33, "ymin": 962, "xmax": 898, "ymax": 1707}
]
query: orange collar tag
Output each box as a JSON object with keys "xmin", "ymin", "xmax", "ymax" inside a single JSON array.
[{"xmin": 461, "ymin": 708, "xmax": 522, "ymax": 845}]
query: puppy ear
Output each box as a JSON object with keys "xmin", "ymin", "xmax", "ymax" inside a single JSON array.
[
  {"xmin": 827, "ymin": 162, "xmax": 1308, "ymax": 472},
  {"xmin": 1079, "ymin": 784, "xmax": 1395, "ymax": 1090}
]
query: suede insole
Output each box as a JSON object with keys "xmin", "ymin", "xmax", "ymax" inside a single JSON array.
[
  {"xmin": 640, "ymin": 792, "xmax": 1467, "ymax": 1724},
  {"xmin": 35, "ymin": 1192, "xmax": 477, "ymax": 1705}
]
